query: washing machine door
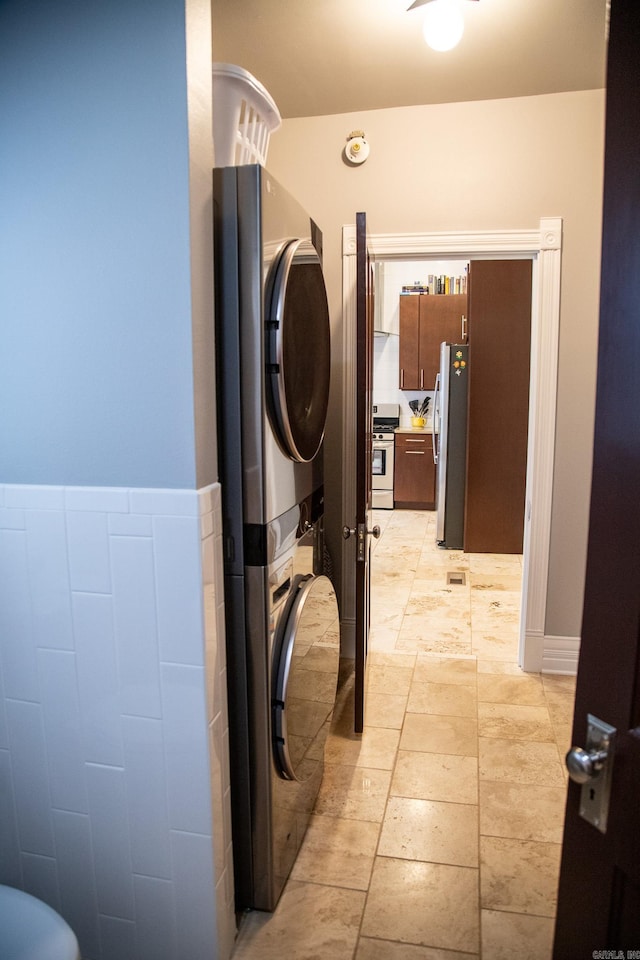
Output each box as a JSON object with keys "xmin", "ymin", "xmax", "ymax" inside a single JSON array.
[
  {"xmin": 273, "ymin": 574, "xmax": 340, "ymax": 781},
  {"xmin": 266, "ymin": 238, "xmax": 331, "ymax": 463}
]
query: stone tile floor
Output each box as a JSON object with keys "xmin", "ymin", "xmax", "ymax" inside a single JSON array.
[{"xmin": 231, "ymin": 509, "xmax": 576, "ymax": 959}]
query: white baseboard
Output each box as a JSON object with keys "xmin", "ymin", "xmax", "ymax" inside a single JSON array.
[{"xmin": 541, "ymin": 634, "xmax": 580, "ymax": 675}]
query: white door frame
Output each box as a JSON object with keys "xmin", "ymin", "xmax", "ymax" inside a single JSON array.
[{"xmin": 341, "ymin": 217, "xmax": 563, "ymax": 674}]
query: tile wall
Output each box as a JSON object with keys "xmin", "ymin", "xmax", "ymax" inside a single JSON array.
[{"xmin": 0, "ymin": 482, "xmax": 234, "ymax": 960}]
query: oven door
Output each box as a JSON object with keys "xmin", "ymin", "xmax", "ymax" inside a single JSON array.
[{"xmin": 372, "ymin": 439, "xmax": 394, "ymax": 490}]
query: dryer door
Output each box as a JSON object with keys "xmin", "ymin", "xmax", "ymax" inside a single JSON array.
[
  {"xmin": 273, "ymin": 574, "xmax": 340, "ymax": 781},
  {"xmin": 266, "ymin": 238, "xmax": 331, "ymax": 463}
]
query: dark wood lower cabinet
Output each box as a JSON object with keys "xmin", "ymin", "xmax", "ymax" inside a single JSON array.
[{"xmin": 394, "ymin": 434, "xmax": 435, "ymax": 509}]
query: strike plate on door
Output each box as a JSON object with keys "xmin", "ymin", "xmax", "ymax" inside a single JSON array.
[{"xmin": 565, "ymin": 714, "xmax": 616, "ymax": 834}]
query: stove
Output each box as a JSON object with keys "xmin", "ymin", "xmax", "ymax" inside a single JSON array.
[{"xmin": 372, "ymin": 403, "xmax": 400, "ymax": 509}]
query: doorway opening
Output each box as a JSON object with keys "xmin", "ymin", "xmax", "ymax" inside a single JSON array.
[{"xmin": 341, "ymin": 219, "xmax": 564, "ymax": 675}]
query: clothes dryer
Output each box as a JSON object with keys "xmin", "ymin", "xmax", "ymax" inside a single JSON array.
[{"xmin": 213, "ymin": 165, "xmax": 338, "ymax": 912}]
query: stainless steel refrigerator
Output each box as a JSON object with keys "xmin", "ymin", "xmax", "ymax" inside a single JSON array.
[{"xmin": 433, "ymin": 342, "xmax": 469, "ymax": 549}]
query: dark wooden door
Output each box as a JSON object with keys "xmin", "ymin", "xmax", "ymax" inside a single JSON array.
[
  {"xmin": 554, "ymin": 3, "xmax": 640, "ymax": 953},
  {"xmin": 463, "ymin": 259, "xmax": 532, "ymax": 554},
  {"xmin": 353, "ymin": 212, "xmax": 375, "ymax": 733}
]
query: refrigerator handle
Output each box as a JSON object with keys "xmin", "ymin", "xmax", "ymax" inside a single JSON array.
[{"xmin": 432, "ymin": 372, "xmax": 440, "ymax": 464}]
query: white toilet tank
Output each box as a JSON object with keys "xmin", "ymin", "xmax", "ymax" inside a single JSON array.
[{"xmin": 0, "ymin": 885, "xmax": 80, "ymax": 960}]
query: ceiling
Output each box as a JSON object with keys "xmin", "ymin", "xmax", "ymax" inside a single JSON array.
[{"xmin": 211, "ymin": 0, "xmax": 608, "ymax": 120}]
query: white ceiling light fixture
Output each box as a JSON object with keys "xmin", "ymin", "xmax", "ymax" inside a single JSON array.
[
  {"xmin": 407, "ymin": 0, "xmax": 479, "ymax": 53},
  {"xmin": 423, "ymin": 0, "xmax": 464, "ymax": 51}
]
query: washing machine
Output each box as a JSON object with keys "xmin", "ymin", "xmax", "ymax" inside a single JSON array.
[{"xmin": 213, "ymin": 164, "xmax": 340, "ymax": 911}]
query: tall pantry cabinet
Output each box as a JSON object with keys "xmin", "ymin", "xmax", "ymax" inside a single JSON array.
[
  {"xmin": 464, "ymin": 259, "xmax": 533, "ymax": 554},
  {"xmin": 399, "ymin": 293, "xmax": 467, "ymax": 390}
]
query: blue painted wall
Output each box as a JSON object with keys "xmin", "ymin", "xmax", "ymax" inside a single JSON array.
[{"xmin": 0, "ymin": 0, "xmax": 197, "ymax": 488}]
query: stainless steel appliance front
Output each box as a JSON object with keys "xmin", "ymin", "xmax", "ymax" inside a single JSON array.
[
  {"xmin": 434, "ymin": 342, "xmax": 469, "ymax": 548},
  {"xmin": 372, "ymin": 403, "xmax": 399, "ymax": 509},
  {"xmin": 213, "ymin": 165, "xmax": 338, "ymax": 912}
]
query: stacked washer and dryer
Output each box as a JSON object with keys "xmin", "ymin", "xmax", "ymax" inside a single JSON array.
[{"xmin": 213, "ymin": 164, "xmax": 340, "ymax": 912}]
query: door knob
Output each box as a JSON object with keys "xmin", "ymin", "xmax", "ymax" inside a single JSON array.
[
  {"xmin": 564, "ymin": 714, "xmax": 616, "ymax": 833},
  {"xmin": 343, "ymin": 525, "xmax": 356, "ymax": 539},
  {"xmin": 565, "ymin": 746, "xmax": 609, "ymax": 784},
  {"xmin": 369, "ymin": 525, "xmax": 381, "ymax": 539}
]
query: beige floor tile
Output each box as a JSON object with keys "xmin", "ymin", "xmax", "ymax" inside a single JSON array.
[
  {"xmin": 471, "ymin": 615, "xmax": 519, "ymax": 633},
  {"xmin": 542, "ymin": 674, "xmax": 577, "ymax": 694},
  {"xmin": 367, "ymin": 663, "xmax": 414, "ymax": 696},
  {"xmin": 369, "ymin": 606, "xmax": 406, "ymax": 632},
  {"xmin": 368, "ymin": 625, "xmax": 402, "ymax": 652},
  {"xmin": 397, "ymin": 608, "xmax": 473, "ymax": 652},
  {"xmin": 417, "ymin": 576, "xmax": 470, "ymax": 595},
  {"xmin": 554, "ymin": 723, "xmax": 573, "ymax": 755},
  {"xmin": 396, "ymin": 632, "xmax": 473, "ymax": 656},
  {"xmin": 404, "ymin": 593, "xmax": 470, "ymax": 619},
  {"xmin": 544, "ymin": 689, "xmax": 576, "ymax": 725},
  {"xmin": 290, "ymin": 815, "xmax": 379, "ymax": 889},
  {"xmin": 368, "ymin": 651, "xmax": 417, "ymax": 669},
  {"xmin": 421, "ymin": 548, "xmax": 469, "ymax": 568},
  {"xmin": 470, "ymin": 573, "xmax": 523, "ymax": 591},
  {"xmin": 481, "ymin": 909, "xmax": 554, "ymax": 960},
  {"xmin": 413, "ymin": 655, "xmax": 477, "ymax": 684},
  {"xmin": 391, "ymin": 750, "xmax": 478, "ymax": 804},
  {"xmin": 378, "ymin": 796, "xmax": 478, "ymax": 867},
  {"xmin": 231, "ymin": 881, "xmax": 365, "ymax": 960},
  {"xmin": 468, "ymin": 554, "xmax": 522, "ymax": 574},
  {"xmin": 356, "ymin": 937, "xmax": 478, "ymax": 960},
  {"xmin": 314, "ymin": 763, "xmax": 391, "ymax": 822},
  {"xmin": 477, "ymin": 673, "xmax": 546, "ymax": 706},
  {"xmin": 476, "ymin": 660, "xmax": 524, "ymax": 676},
  {"xmin": 480, "ymin": 836, "xmax": 561, "ymax": 917},
  {"xmin": 361, "ymin": 857, "xmax": 479, "ymax": 954},
  {"xmin": 373, "ymin": 556, "xmax": 421, "ymax": 578},
  {"xmin": 479, "ymin": 780, "xmax": 566, "ymax": 843},
  {"xmin": 401, "ymin": 713, "xmax": 478, "ymax": 757},
  {"xmin": 471, "ymin": 598, "xmax": 521, "ymax": 628},
  {"xmin": 407, "ymin": 681, "xmax": 477, "ymax": 717},
  {"xmin": 471, "ymin": 633, "xmax": 520, "ymax": 662},
  {"xmin": 364, "ymin": 691, "xmax": 409, "ymax": 729},
  {"xmin": 413, "ymin": 565, "xmax": 468, "ymax": 584},
  {"xmin": 479, "ymin": 737, "xmax": 565, "ymax": 786},
  {"xmin": 478, "ymin": 702, "xmax": 555, "ymax": 742},
  {"xmin": 323, "ymin": 725, "xmax": 401, "ymax": 769}
]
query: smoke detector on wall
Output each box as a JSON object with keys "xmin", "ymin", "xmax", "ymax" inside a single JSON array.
[{"xmin": 344, "ymin": 130, "xmax": 370, "ymax": 165}]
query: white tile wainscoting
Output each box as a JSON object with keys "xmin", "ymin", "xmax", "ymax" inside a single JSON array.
[{"xmin": 0, "ymin": 483, "xmax": 234, "ymax": 960}]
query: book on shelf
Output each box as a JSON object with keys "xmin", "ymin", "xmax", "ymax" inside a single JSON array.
[{"xmin": 400, "ymin": 273, "xmax": 468, "ymax": 296}]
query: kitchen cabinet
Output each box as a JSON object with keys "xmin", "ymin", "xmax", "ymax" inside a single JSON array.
[
  {"xmin": 394, "ymin": 433, "xmax": 435, "ymax": 509},
  {"xmin": 399, "ymin": 293, "xmax": 467, "ymax": 390},
  {"xmin": 463, "ymin": 259, "xmax": 532, "ymax": 554}
]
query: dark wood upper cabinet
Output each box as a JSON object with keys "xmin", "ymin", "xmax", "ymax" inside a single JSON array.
[
  {"xmin": 399, "ymin": 293, "xmax": 467, "ymax": 390},
  {"xmin": 398, "ymin": 295, "xmax": 421, "ymax": 389}
]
